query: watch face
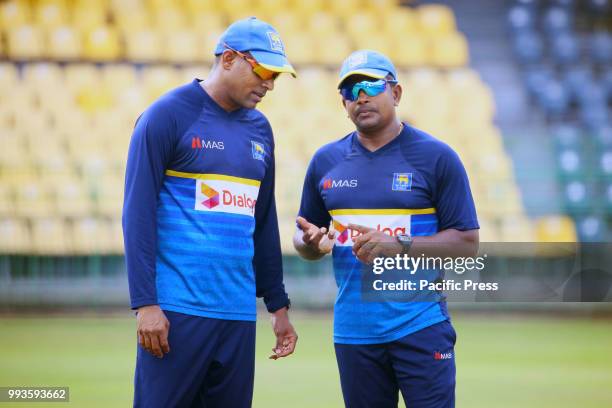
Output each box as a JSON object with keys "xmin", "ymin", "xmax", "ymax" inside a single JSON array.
[{"xmin": 397, "ymin": 234, "xmax": 411, "ymax": 243}]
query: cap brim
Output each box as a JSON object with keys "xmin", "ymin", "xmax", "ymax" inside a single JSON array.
[
  {"xmin": 337, "ymin": 68, "xmax": 389, "ymax": 88},
  {"xmin": 250, "ymin": 50, "xmax": 297, "ymax": 78}
]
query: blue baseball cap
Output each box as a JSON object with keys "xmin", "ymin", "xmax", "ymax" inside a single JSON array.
[
  {"xmin": 337, "ymin": 50, "xmax": 397, "ymax": 88},
  {"xmin": 214, "ymin": 17, "xmax": 296, "ymax": 78}
]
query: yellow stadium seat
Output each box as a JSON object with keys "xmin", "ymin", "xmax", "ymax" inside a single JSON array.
[
  {"xmin": 124, "ymin": 29, "xmax": 164, "ymax": 62},
  {"xmin": 293, "ymin": 0, "xmax": 326, "ymax": 15},
  {"xmin": 257, "ymin": 0, "xmax": 290, "ymax": 15},
  {"xmin": 0, "ymin": 184, "xmax": 14, "ymax": 218},
  {"xmin": 354, "ymin": 34, "xmax": 392, "ymax": 58},
  {"xmin": 180, "ymin": 65, "xmax": 210, "ymax": 82},
  {"xmin": 393, "ymin": 34, "xmax": 428, "ymax": 66},
  {"xmin": 184, "ymin": 0, "xmax": 217, "ymax": 13},
  {"xmin": 31, "ymin": 217, "xmax": 71, "ymax": 254},
  {"xmin": 382, "ymin": 8, "xmax": 418, "ymax": 37},
  {"xmin": 108, "ymin": 217, "xmax": 124, "ymax": 254},
  {"xmin": 65, "ymin": 63, "xmax": 99, "ymax": 91},
  {"xmin": 142, "ymin": 66, "xmax": 183, "ymax": 101},
  {"xmin": 307, "ymin": 12, "xmax": 339, "ymax": 35},
  {"xmin": 110, "ymin": 0, "xmax": 150, "ymax": 32},
  {"xmin": 71, "ymin": 3, "xmax": 107, "ymax": 31},
  {"xmin": 500, "ymin": 215, "xmax": 536, "ymax": 242},
  {"xmin": 281, "ymin": 33, "xmax": 316, "ymax": 65},
  {"xmin": 0, "ymin": 63, "xmax": 19, "ymax": 91},
  {"xmin": 430, "ymin": 32, "xmax": 469, "ymax": 67},
  {"xmin": 0, "ymin": 218, "xmax": 30, "ymax": 254},
  {"xmin": 101, "ymin": 64, "xmax": 138, "ymax": 92},
  {"xmin": 344, "ymin": 12, "xmax": 380, "ymax": 44},
  {"xmin": 164, "ymin": 30, "xmax": 203, "ymax": 63},
  {"xmin": 270, "ymin": 12, "xmax": 305, "ymax": 37},
  {"xmin": 535, "ymin": 216, "xmax": 577, "ymax": 242},
  {"xmin": 192, "ymin": 13, "xmax": 226, "ymax": 35},
  {"xmin": 15, "ymin": 181, "xmax": 53, "ymax": 218},
  {"xmin": 313, "ymin": 33, "xmax": 351, "ymax": 65},
  {"xmin": 71, "ymin": 217, "xmax": 112, "ymax": 254},
  {"xmin": 362, "ymin": 0, "xmax": 399, "ymax": 12},
  {"xmin": 475, "ymin": 216, "xmax": 500, "ymax": 242},
  {"xmin": 0, "ymin": 0, "xmax": 30, "ymax": 30},
  {"xmin": 417, "ymin": 4, "xmax": 456, "ymax": 35},
  {"xmin": 48, "ymin": 26, "xmax": 82, "ymax": 60},
  {"xmin": 83, "ymin": 26, "xmax": 122, "ymax": 61},
  {"xmin": 22, "ymin": 62, "xmax": 64, "ymax": 86},
  {"xmin": 95, "ymin": 175, "xmax": 123, "ymax": 217},
  {"xmin": 34, "ymin": 1, "xmax": 68, "ymax": 29},
  {"xmin": 6, "ymin": 25, "xmax": 45, "ymax": 59},
  {"xmin": 53, "ymin": 178, "xmax": 93, "ymax": 218},
  {"xmin": 327, "ymin": 0, "xmax": 361, "ymax": 16},
  {"xmin": 152, "ymin": 7, "xmax": 189, "ymax": 33},
  {"xmin": 202, "ymin": 30, "xmax": 224, "ymax": 62}
]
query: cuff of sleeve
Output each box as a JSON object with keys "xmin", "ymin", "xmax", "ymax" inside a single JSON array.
[
  {"xmin": 264, "ymin": 289, "xmax": 290, "ymax": 313},
  {"xmin": 130, "ymin": 298, "xmax": 158, "ymax": 310}
]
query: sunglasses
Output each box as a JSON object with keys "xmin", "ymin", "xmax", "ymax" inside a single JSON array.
[
  {"xmin": 339, "ymin": 78, "xmax": 398, "ymax": 101},
  {"xmin": 224, "ymin": 43, "xmax": 279, "ymax": 81}
]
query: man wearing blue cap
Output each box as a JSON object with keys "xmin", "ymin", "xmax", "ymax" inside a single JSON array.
[
  {"xmin": 294, "ymin": 50, "xmax": 479, "ymax": 407},
  {"xmin": 124, "ymin": 17, "xmax": 297, "ymax": 407}
]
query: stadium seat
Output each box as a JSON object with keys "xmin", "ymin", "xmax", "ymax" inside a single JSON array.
[
  {"xmin": 0, "ymin": 218, "xmax": 30, "ymax": 254},
  {"xmin": 83, "ymin": 26, "xmax": 122, "ymax": 61},
  {"xmin": 53, "ymin": 179, "xmax": 93, "ymax": 218},
  {"xmin": 580, "ymin": 100, "xmax": 609, "ymax": 130},
  {"xmin": 282, "ymin": 33, "xmax": 316, "ymax": 65},
  {"xmin": 393, "ymin": 34, "xmax": 428, "ymax": 67},
  {"xmin": 593, "ymin": 125, "xmax": 612, "ymax": 149},
  {"xmin": 192, "ymin": 12, "xmax": 226, "ymax": 36},
  {"xmin": 344, "ymin": 12, "xmax": 379, "ymax": 44},
  {"xmin": 164, "ymin": 31, "xmax": 202, "ymax": 63},
  {"xmin": 101, "ymin": 64, "xmax": 138, "ymax": 94},
  {"xmin": 500, "ymin": 215, "xmax": 536, "ymax": 242},
  {"xmin": 507, "ymin": 5, "xmax": 536, "ymax": 32},
  {"xmin": 597, "ymin": 150, "xmax": 612, "ymax": 179},
  {"xmin": 535, "ymin": 215, "xmax": 577, "ymax": 242},
  {"xmin": 543, "ymin": 6, "xmax": 573, "ymax": 36},
  {"xmin": 151, "ymin": 6, "xmax": 189, "ymax": 33},
  {"xmin": 524, "ymin": 65, "xmax": 555, "ymax": 99},
  {"xmin": 417, "ymin": 4, "xmax": 456, "ymax": 35},
  {"xmin": 561, "ymin": 65, "xmax": 593, "ymax": 103},
  {"xmin": 575, "ymin": 215, "xmax": 607, "ymax": 242},
  {"xmin": 307, "ymin": 12, "xmax": 339, "ymax": 36},
  {"xmin": 34, "ymin": 0, "xmax": 68, "ymax": 29},
  {"xmin": 513, "ymin": 30, "xmax": 544, "ymax": 64},
  {"xmin": 72, "ymin": 217, "xmax": 114, "ymax": 254},
  {"xmin": 0, "ymin": 0, "xmax": 31, "ymax": 30},
  {"xmin": 537, "ymin": 79, "xmax": 570, "ymax": 117},
  {"xmin": 48, "ymin": 26, "xmax": 82, "ymax": 60},
  {"xmin": 71, "ymin": 3, "xmax": 107, "ymax": 31},
  {"xmin": 0, "ymin": 63, "xmax": 19, "ymax": 91},
  {"xmin": 31, "ymin": 217, "xmax": 71, "ymax": 254},
  {"xmin": 382, "ymin": 8, "xmax": 418, "ymax": 37},
  {"xmin": 184, "ymin": 0, "xmax": 218, "ymax": 14},
  {"xmin": 15, "ymin": 181, "xmax": 53, "ymax": 219},
  {"xmin": 6, "ymin": 25, "xmax": 45, "ymax": 59},
  {"xmin": 551, "ymin": 32, "xmax": 580, "ymax": 65},
  {"xmin": 125, "ymin": 29, "xmax": 164, "ymax": 62},
  {"xmin": 430, "ymin": 33, "xmax": 469, "ymax": 67},
  {"xmin": 0, "ymin": 184, "xmax": 14, "ymax": 218},
  {"xmin": 551, "ymin": 123, "xmax": 584, "ymax": 150},
  {"xmin": 555, "ymin": 148, "xmax": 585, "ymax": 178},
  {"xmin": 591, "ymin": 31, "xmax": 612, "ymax": 65},
  {"xmin": 562, "ymin": 180, "xmax": 595, "ymax": 214},
  {"xmin": 313, "ymin": 33, "xmax": 351, "ymax": 65}
]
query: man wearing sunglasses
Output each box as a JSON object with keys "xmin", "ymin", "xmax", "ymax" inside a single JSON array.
[
  {"xmin": 124, "ymin": 17, "xmax": 297, "ymax": 407},
  {"xmin": 294, "ymin": 50, "xmax": 479, "ymax": 407}
]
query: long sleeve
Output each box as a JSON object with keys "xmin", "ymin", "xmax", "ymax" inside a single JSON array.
[
  {"xmin": 122, "ymin": 103, "xmax": 176, "ymax": 309},
  {"xmin": 252, "ymin": 147, "xmax": 290, "ymax": 312}
]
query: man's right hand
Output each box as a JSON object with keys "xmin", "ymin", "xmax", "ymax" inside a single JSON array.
[
  {"xmin": 136, "ymin": 305, "xmax": 170, "ymax": 358},
  {"xmin": 296, "ymin": 216, "xmax": 335, "ymax": 255}
]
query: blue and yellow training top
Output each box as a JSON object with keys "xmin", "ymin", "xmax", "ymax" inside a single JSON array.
[
  {"xmin": 298, "ymin": 124, "xmax": 479, "ymax": 344},
  {"xmin": 123, "ymin": 79, "xmax": 289, "ymax": 321}
]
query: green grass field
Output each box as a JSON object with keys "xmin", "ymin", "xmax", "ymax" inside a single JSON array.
[{"xmin": 1, "ymin": 313, "xmax": 611, "ymax": 407}]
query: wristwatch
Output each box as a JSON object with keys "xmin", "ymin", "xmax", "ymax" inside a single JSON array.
[{"xmin": 396, "ymin": 234, "xmax": 413, "ymax": 254}]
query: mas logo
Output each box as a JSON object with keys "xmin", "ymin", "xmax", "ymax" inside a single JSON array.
[
  {"xmin": 434, "ymin": 351, "xmax": 453, "ymax": 360},
  {"xmin": 267, "ymin": 31, "xmax": 284, "ymax": 52},
  {"xmin": 251, "ymin": 141, "xmax": 265, "ymax": 161},
  {"xmin": 392, "ymin": 173, "xmax": 412, "ymax": 191},
  {"xmin": 192, "ymin": 137, "xmax": 224, "ymax": 150},
  {"xmin": 323, "ymin": 178, "xmax": 358, "ymax": 189}
]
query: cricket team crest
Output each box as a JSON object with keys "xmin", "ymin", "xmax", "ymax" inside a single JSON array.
[
  {"xmin": 392, "ymin": 173, "xmax": 412, "ymax": 191},
  {"xmin": 266, "ymin": 31, "xmax": 284, "ymax": 52},
  {"xmin": 348, "ymin": 51, "xmax": 368, "ymax": 68},
  {"xmin": 251, "ymin": 141, "xmax": 265, "ymax": 161}
]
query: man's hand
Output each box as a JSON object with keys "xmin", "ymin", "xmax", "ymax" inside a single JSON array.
[
  {"xmin": 269, "ymin": 307, "xmax": 298, "ymax": 360},
  {"xmin": 349, "ymin": 223, "xmax": 404, "ymax": 264},
  {"xmin": 136, "ymin": 305, "xmax": 170, "ymax": 358},
  {"xmin": 296, "ymin": 216, "xmax": 335, "ymax": 255}
]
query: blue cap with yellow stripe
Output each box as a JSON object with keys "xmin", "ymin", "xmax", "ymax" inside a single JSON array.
[
  {"xmin": 337, "ymin": 50, "xmax": 397, "ymax": 88},
  {"xmin": 215, "ymin": 17, "xmax": 297, "ymax": 78}
]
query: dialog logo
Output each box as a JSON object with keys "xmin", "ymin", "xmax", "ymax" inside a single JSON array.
[
  {"xmin": 200, "ymin": 183, "xmax": 219, "ymax": 209},
  {"xmin": 333, "ymin": 220, "xmax": 349, "ymax": 244}
]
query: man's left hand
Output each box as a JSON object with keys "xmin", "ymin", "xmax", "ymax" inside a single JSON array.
[
  {"xmin": 349, "ymin": 223, "xmax": 404, "ymax": 264},
  {"xmin": 269, "ymin": 307, "xmax": 298, "ymax": 360}
]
